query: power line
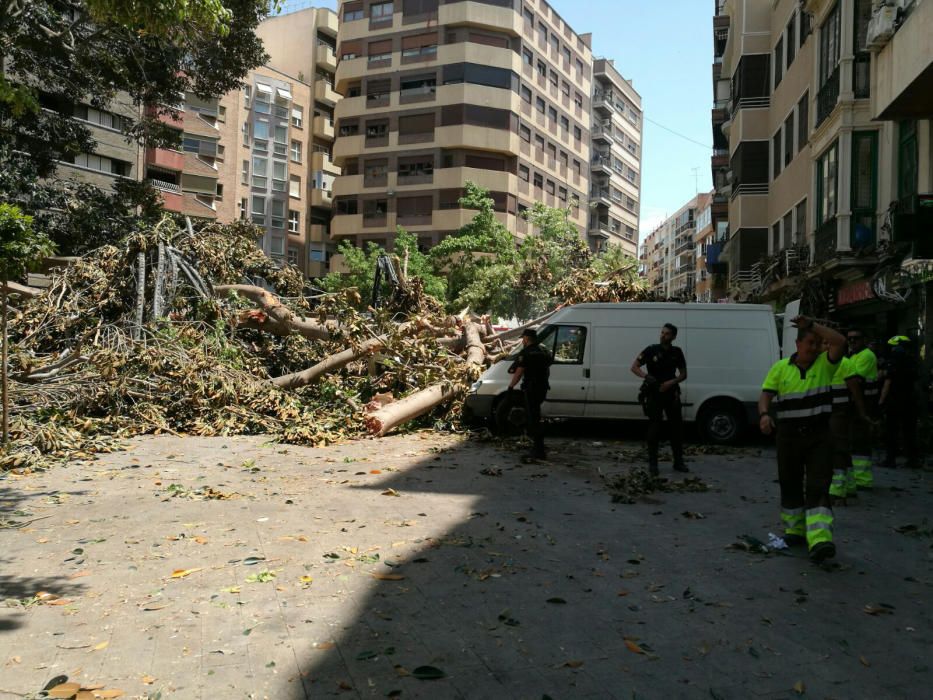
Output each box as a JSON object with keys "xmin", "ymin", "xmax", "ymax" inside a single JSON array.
[{"xmin": 644, "ymin": 117, "xmax": 712, "ymax": 151}]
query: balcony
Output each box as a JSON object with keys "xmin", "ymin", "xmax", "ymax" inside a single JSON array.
[
  {"xmin": 588, "ymin": 223, "xmax": 613, "ymax": 240},
  {"xmin": 314, "ymin": 81, "xmax": 340, "ymax": 106},
  {"xmin": 816, "ymin": 67, "xmax": 840, "ymax": 128},
  {"xmin": 316, "ymin": 8, "xmax": 338, "ymax": 38},
  {"xmin": 590, "ymin": 187, "xmax": 612, "ymax": 207},
  {"xmin": 331, "ymin": 214, "xmax": 363, "ymax": 238},
  {"xmin": 146, "ymin": 147, "xmax": 184, "ymax": 172},
  {"xmin": 310, "ymin": 224, "xmax": 327, "ymax": 243},
  {"xmin": 591, "ymin": 154, "xmax": 613, "ymax": 175},
  {"xmin": 151, "ymin": 180, "xmax": 182, "ymax": 212},
  {"xmin": 311, "ymin": 188, "xmax": 333, "ymax": 208},
  {"xmin": 311, "ymin": 150, "xmax": 340, "ymax": 174},
  {"xmin": 437, "ymin": 1, "xmax": 522, "ymax": 39},
  {"xmin": 316, "ymin": 43, "xmax": 337, "ymax": 73},
  {"xmin": 592, "ymin": 123, "xmax": 613, "ymax": 144},
  {"xmin": 593, "ymin": 90, "xmax": 615, "ymax": 115},
  {"xmin": 313, "ymin": 115, "xmax": 335, "ymax": 141},
  {"xmin": 145, "ymin": 105, "xmax": 183, "ymax": 130},
  {"xmin": 329, "ymin": 253, "xmax": 349, "ymax": 274}
]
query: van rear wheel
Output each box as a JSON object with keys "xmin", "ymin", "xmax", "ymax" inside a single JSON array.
[{"xmin": 698, "ymin": 400, "xmax": 745, "ymax": 445}]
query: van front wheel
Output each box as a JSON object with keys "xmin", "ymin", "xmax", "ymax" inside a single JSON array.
[
  {"xmin": 494, "ymin": 391, "xmax": 526, "ymax": 436},
  {"xmin": 698, "ymin": 400, "xmax": 745, "ymax": 445}
]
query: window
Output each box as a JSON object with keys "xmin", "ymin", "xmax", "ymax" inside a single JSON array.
[
  {"xmin": 545, "ymin": 179, "xmax": 555, "ymax": 196},
  {"xmin": 786, "ymin": 14, "xmax": 796, "ymax": 69},
  {"xmin": 273, "ymin": 125, "xmax": 287, "ymax": 157},
  {"xmin": 797, "ymin": 92, "xmax": 809, "ymax": 154},
  {"xmin": 536, "ymin": 60, "xmax": 547, "ymax": 78},
  {"xmin": 519, "ymin": 164, "xmax": 529, "ymax": 182},
  {"xmin": 290, "ymin": 140, "xmax": 302, "ymax": 163},
  {"xmin": 371, "ymin": 2, "xmax": 393, "ymax": 20},
  {"xmin": 559, "ymin": 115, "xmax": 569, "ymax": 132},
  {"xmin": 573, "ymin": 125, "xmax": 582, "ymax": 141},
  {"xmin": 291, "ymin": 106, "xmax": 303, "ymax": 128},
  {"xmin": 533, "ymin": 172, "xmax": 543, "ymax": 189},
  {"xmin": 243, "ymin": 85, "xmax": 251, "ymax": 107},
  {"xmin": 574, "ymin": 92, "xmax": 583, "ymax": 109},
  {"xmin": 782, "ymin": 211, "xmax": 793, "ymax": 249},
  {"xmin": 442, "ymin": 63, "xmax": 514, "ymax": 90},
  {"xmin": 521, "ymin": 85, "xmax": 532, "ymax": 103},
  {"xmin": 549, "ymin": 70, "xmax": 558, "ymax": 88},
  {"xmin": 73, "ymin": 105, "xmax": 123, "ymax": 131},
  {"xmin": 575, "ymin": 59, "xmax": 584, "ymax": 77},
  {"xmin": 816, "ymin": 141, "xmax": 838, "ymax": 224},
  {"xmin": 251, "ymin": 156, "xmax": 267, "ymax": 188},
  {"xmin": 288, "ymin": 210, "xmax": 300, "ymax": 233},
  {"xmin": 287, "ymin": 247, "xmax": 299, "ymax": 266},
  {"xmin": 534, "ymin": 134, "xmax": 545, "ymax": 150},
  {"xmin": 241, "ymin": 159, "xmax": 249, "ymax": 185},
  {"xmin": 851, "ymin": 131, "xmax": 877, "ymax": 245},
  {"xmin": 271, "ymin": 199, "xmax": 286, "ymax": 229},
  {"xmin": 537, "ymin": 22, "xmax": 547, "ymax": 44},
  {"xmin": 795, "ymin": 199, "xmax": 807, "ymax": 245},
  {"xmin": 522, "ymin": 48, "xmax": 533, "ymax": 66},
  {"xmin": 363, "ymin": 199, "xmax": 388, "ymax": 219},
  {"xmin": 550, "ymin": 35, "xmax": 559, "ymax": 54},
  {"xmin": 774, "ymin": 37, "xmax": 783, "ymax": 89},
  {"xmin": 339, "ymin": 121, "xmax": 360, "ymax": 136},
  {"xmin": 367, "ymin": 78, "xmax": 392, "ymax": 103},
  {"xmin": 547, "ymin": 106, "xmax": 557, "ymax": 122},
  {"xmin": 898, "ymin": 120, "xmax": 918, "ymax": 200},
  {"xmin": 398, "ymin": 112, "xmax": 435, "ymax": 136},
  {"xmin": 366, "ymin": 120, "xmax": 389, "ymax": 138},
  {"xmin": 289, "ymin": 174, "xmax": 301, "ymax": 199},
  {"xmin": 251, "ymin": 196, "xmax": 265, "ymax": 225},
  {"xmin": 400, "ymin": 75, "xmax": 436, "ymax": 98},
  {"xmin": 364, "ymin": 158, "xmax": 388, "ymax": 183},
  {"xmin": 562, "ymin": 47, "xmax": 571, "ymax": 64},
  {"xmin": 819, "ymin": 2, "xmax": 841, "ymax": 87},
  {"xmin": 272, "ymin": 161, "xmax": 287, "ymax": 192},
  {"xmin": 772, "ymin": 222, "xmax": 781, "ymax": 252},
  {"xmin": 772, "ymin": 130, "xmax": 782, "ymax": 180},
  {"xmin": 561, "ymin": 81, "xmax": 570, "ymax": 97},
  {"xmin": 538, "ymin": 325, "xmax": 587, "ymax": 365},
  {"xmin": 368, "ymin": 39, "xmax": 393, "ymax": 63},
  {"xmin": 336, "ymin": 198, "xmax": 359, "ymax": 215},
  {"xmin": 536, "ymin": 96, "xmax": 545, "ymax": 113},
  {"xmin": 401, "ymin": 33, "xmax": 437, "ymax": 59},
  {"xmin": 69, "ymin": 153, "xmax": 129, "ymax": 176},
  {"xmin": 398, "ymin": 156, "xmax": 434, "ymax": 178},
  {"xmin": 344, "ymin": 2, "xmax": 363, "ymax": 21},
  {"xmin": 783, "ymin": 114, "xmax": 794, "ymax": 166},
  {"xmin": 558, "ymin": 186, "xmax": 567, "ymax": 202},
  {"xmin": 523, "ymin": 7, "xmax": 534, "ymax": 24},
  {"xmin": 270, "ymin": 236, "xmax": 285, "ymax": 256},
  {"xmin": 519, "ymin": 124, "xmax": 531, "ymax": 142}
]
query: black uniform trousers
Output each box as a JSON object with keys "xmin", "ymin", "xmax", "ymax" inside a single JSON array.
[
  {"xmin": 523, "ymin": 384, "xmax": 547, "ymax": 457},
  {"xmin": 776, "ymin": 421, "xmax": 833, "ymax": 511},
  {"xmin": 645, "ymin": 389, "xmax": 684, "ymax": 467},
  {"xmin": 884, "ymin": 396, "xmax": 919, "ymax": 466}
]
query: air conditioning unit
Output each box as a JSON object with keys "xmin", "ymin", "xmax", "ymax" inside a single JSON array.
[{"xmin": 866, "ymin": 6, "xmax": 897, "ymax": 49}]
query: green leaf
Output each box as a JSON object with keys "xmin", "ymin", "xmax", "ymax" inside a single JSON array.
[{"xmin": 412, "ymin": 666, "xmax": 446, "ymax": 680}]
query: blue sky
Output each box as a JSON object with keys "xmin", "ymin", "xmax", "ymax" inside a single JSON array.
[{"xmin": 293, "ymin": 0, "xmax": 714, "ymax": 243}]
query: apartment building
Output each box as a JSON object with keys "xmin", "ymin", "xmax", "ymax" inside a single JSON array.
[
  {"xmin": 327, "ymin": 0, "xmax": 593, "ymax": 264},
  {"xmin": 692, "ymin": 192, "xmax": 730, "ymax": 302},
  {"xmin": 589, "ymin": 58, "xmax": 643, "ymax": 256},
  {"xmin": 710, "ymin": 0, "xmax": 731, "ymax": 287},
  {"xmin": 55, "ymin": 94, "xmax": 143, "ymax": 192},
  {"xmin": 218, "ymin": 6, "xmax": 340, "ymax": 277},
  {"xmin": 213, "ymin": 70, "xmax": 311, "ymax": 274},
  {"xmin": 639, "ymin": 194, "xmax": 702, "ymax": 299}
]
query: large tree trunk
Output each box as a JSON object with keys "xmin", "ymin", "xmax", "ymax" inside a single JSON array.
[
  {"xmin": 1, "ymin": 283, "xmax": 8, "ymax": 445},
  {"xmin": 364, "ymin": 383, "xmax": 458, "ymax": 437},
  {"xmin": 272, "ymin": 336, "xmax": 386, "ymax": 390},
  {"xmin": 215, "ymin": 284, "xmax": 332, "ymax": 341},
  {"xmin": 463, "ymin": 321, "xmax": 486, "ymax": 366}
]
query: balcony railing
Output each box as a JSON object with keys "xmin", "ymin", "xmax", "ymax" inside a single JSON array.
[
  {"xmin": 149, "ymin": 178, "xmax": 180, "ymax": 193},
  {"xmin": 813, "ymin": 217, "xmax": 838, "ymax": 264},
  {"xmin": 816, "ymin": 67, "xmax": 840, "ymax": 128}
]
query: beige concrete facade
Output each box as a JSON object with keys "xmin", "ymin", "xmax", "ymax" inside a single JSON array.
[
  {"xmin": 328, "ymin": 0, "xmax": 593, "ymax": 267},
  {"xmin": 56, "ymin": 93, "xmax": 143, "ymax": 192},
  {"xmin": 715, "ymin": 0, "xmax": 899, "ymax": 301},
  {"xmin": 588, "ymin": 57, "xmax": 642, "ymax": 257}
]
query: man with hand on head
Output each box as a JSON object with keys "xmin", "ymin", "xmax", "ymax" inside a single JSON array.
[
  {"xmin": 507, "ymin": 328, "xmax": 552, "ymax": 461},
  {"xmin": 758, "ymin": 316, "xmax": 847, "ymax": 564}
]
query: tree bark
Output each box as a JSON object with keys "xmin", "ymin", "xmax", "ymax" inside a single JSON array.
[
  {"xmin": 1, "ymin": 283, "xmax": 8, "ymax": 445},
  {"xmin": 215, "ymin": 284, "xmax": 333, "ymax": 341},
  {"xmin": 0, "ymin": 281, "xmax": 40, "ymax": 299},
  {"xmin": 364, "ymin": 382, "xmax": 458, "ymax": 437},
  {"xmin": 272, "ymin": 336, "xmax": 385, "ymax": 390},
  {"xmin": 463, "ymin": 321, "xmax": 486, "ymax": 366}
]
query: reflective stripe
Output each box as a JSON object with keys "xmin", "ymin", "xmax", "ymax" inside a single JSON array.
[
  {"xmin": 778, "ymin": 405, "xmax": 833, "ymax": 419},
  {"xmin": 777, "ymin": 386, "xmax": 832, "ymax": 403},
  {"xmin": 830, "ymin": 471, "xmax": 847, "ymax": 497},
  {"xmin": 806, "ymin": 507, "xmax": 834, "ymax": 546},
  {"xmin": 782, "ymin": 509, "xmax": 805, "ymax": 535}
]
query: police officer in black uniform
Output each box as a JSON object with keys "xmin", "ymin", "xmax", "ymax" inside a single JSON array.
[
  {"xmin": 631, "ymin": 323, "xmax": 689, "ymax": 475},
  {"xmin": 508, "ymin": 329, "xmax": 552, "ymax": 460}
]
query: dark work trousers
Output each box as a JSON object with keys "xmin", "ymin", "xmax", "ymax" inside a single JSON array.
[
  {"xmin": 523, "ymin": 385, "xmax": 547, "ymax": 457},
  {"xmin": 776, "ymin": 422, "xmax": 833, "ymax": 512},
  {"xmin": 829, "ymin": 407, "xmax": 853, "ymax": 498},
  {"xmin": 645, "ymin": 389, "xmax": 684, "ymax": 467},
  {"xmin": 884, "ymin": 397, "xmax": 919, "ymax": 466}
]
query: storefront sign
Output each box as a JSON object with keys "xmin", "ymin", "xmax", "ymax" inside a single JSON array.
[{"xmin": 836, "ymin": 280, "xmax": 875, "ymax": 307}]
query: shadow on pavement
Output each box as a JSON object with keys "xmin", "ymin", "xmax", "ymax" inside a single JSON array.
[{"xmin": 0, "ymin": 486, "xmax": 90, "ymax": 632}]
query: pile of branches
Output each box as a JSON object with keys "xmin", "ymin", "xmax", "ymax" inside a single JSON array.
[{"xmin": 1, "ymin": 218, "xmax": 564, "ymax": 470}]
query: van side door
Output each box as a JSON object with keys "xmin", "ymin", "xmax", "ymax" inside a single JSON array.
[{"xmin": 540, "ymin": 323, "xmax": 590, "ymax": 418}]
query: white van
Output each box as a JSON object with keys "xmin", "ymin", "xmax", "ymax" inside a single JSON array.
[{"xmin": 464, "ymin": 302, "xmax": 780, "ymax": 444}]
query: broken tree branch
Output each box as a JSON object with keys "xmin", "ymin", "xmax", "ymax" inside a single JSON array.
[{"xmin": 215, "ymin": 284, "xmax": 333, "ymax": 341}]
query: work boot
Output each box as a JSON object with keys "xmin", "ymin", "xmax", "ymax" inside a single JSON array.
[
  {"xmin": 783, "ymin": 534, "xmax": 806, "ymax": 547},
  {"xmin": 648, "ymin": 462, "xmax": 659, "ymax": 477},
  {"xmin": 809, "ymin": 541, "xmax": 836, "ymax": 564}
]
